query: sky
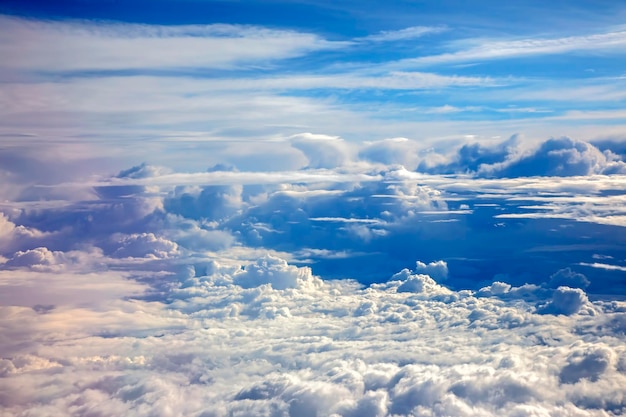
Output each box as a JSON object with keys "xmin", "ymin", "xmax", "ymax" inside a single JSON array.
[{"xmin": 1, "ymin": 1, "xmax": 626, "ymax": 416}]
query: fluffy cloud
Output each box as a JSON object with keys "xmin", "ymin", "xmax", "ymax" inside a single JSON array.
[
  {"xmin": 537, "ymin": 286, "xmax": 592, "ymax": 316},
  {"xmin": 112, "ymin": 233, "xmax": 179, "ymax": 259},
  {"xmin": 414, "ymin": 260, "xmax": 448, "ymax": 282},
  {"xmin": 290, "ymin": 133, "xmax": 352, "ymax": 169},
  {"xmin": 233, "ymin": 255, "xmax": 322, "ymax": 290},
  {"xmin": 559, "ymin": 346, "xmax": 615, "ymax": 384},
  {"xmin": 2, "ymin": 253, "xmax": 625, "ymax": 416},
  {"xmin": 0, "ymin": 149, "xmax": 625, "ymax": 416},
  {"xmin": 421, "ymin": 136, "xmax": 626, "ymax": 177},
  {"xmin": 5, "ymin": 247, "xmax": 63, "ymax": 268}
]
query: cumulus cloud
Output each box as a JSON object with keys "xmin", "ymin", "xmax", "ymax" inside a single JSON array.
[
  {"xmin": 421, "ymin": 136, "xmax": 626, "ymax": 177},
  {"xmin": 486, "ymin": 137, "xmax": 626, "ymax": 177},
  {"xmin": 414, "ymin": 260, "xmax": 448, "ymax": 282},
  {"xmin": 2, "ymin": 248, "xmax": 626, "ymax": 416},
  {"xmin": 5, "ymin": 247, "xmax": 63, "ymax": 268},
  {"xmin": 233, "ymin": 254, "xmax": 322, "ymax": 290},
  {"xmin": 559, "ymin": 346, "xmax": 615, "ymax": 384},
  {"xmin": 290, "ymin": 133, "xmax": 352, "ymax": 169},
  {"xmin": 537, "ymin": 286, "xmax": 592, "ymax": 316},
  {"xmin": 112, "ymin": 233, "xmax": 179, "ymax": 259},
  {"xmin": 548, "ymin": 268, "xmax": 590, "ymax": 289},
  {"xmin": 0, "ymin": 150, "xmax": 625, "ymax": 416},
  {"xmin": 359, "ymin": 138, "xmax": 423, "ymax": 169}
]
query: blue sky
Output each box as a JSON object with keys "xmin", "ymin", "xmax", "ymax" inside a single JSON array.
[
  {"xmin": 1, "ymin": 2, "xmax": 626, "ymax": 416},
  {"xmin": 1, "ymin": 0, "xmax": 626, "ymax": 165}
]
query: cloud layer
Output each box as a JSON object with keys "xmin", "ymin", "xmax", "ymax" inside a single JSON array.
[{"xmin": 1, "ymin": 132, "xmax": 625, "ymax": 415}]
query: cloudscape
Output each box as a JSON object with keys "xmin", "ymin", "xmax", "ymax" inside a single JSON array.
[{"xmin": 1, "ymin": 1, "xmax": 625, "ymax": 416}]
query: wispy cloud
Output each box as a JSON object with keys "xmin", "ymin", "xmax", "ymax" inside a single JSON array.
[
  {"xmin": 360, "ymin": 26, "xmax": 446, "ymax": 42},
  {"xmin": 0, "ymin": 15, "xmax": 346, "ymax": 72},
  {"xmin": 406, "ymin": 30, "xmax": 626, "ymax": 65}
]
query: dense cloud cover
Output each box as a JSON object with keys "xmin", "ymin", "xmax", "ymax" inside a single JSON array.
[{"xmin": 0, "ymin": 136, "xmax": 625, "ymax": 416}]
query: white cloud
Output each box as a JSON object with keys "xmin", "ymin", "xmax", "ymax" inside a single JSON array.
[
  {"xmin": 290, "ymin": 133, "xmax": 353, "ymax": 169},
  {"xmin": 0, "ymin": 15, "xmax": 343, "ymax": 72},
  {"xmin": 537, "ymin": 286, "xmax": 593, "ymax": 316},
  {"xmin": 112, "ymin": 233, "xmax": 179, "ymax": 259},
  {"xmin": 361, "ymin": 26, "xmax": 446, "ymax": 43},
  {"xmin": 1, "ymin": 246, "xmax": 625, "ymax": 416},
  {"xmin": 0, "ymin": 148, "xmax": 624, "ymax": 415},
  {"xmin": 414, "ymin": 260, "xmax": 448, "ymax": 282},
  {"xmin": 407, "ymin": 30, "xmax": 626, "ymax": 66},
  {"xmin": 233, "ymin": 254, "xmax": 322, "ymax": 290}
]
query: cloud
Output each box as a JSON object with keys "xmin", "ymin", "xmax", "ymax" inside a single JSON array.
[
  {"xmin": 2, "ymin": 250, "xmax": 626, "ymax": 416},
  {"xmin": 414, "ymin": 260, "xmax": 448, "ymax": 282},
  {"xmin": 361, "ymin": 26, "xmax": 446, "ymax": 43},
  {"xmin": 233, "ymin": 255, "xmax": 322, "ymax": 291},
  {"xmin": 559, "ymin": 346, "xmax": 615, "ymax": 384},
  {"xmin": 547, "ymin": 268, "xmax": 590, "ymax": 289},
  {"xmin": 0, "ymin": 149, "xmax": 625, "ymax": 415},
  {"xmin": 421, "ymin": 136, "xmax": 626, "ymax": 177},
  {"xmin": 5, "ymin": 247, "xmax": 64, "ymax": 268},
  {"xmin": 359, "ymin": 138, "xmax": 424, "ymax": 169},
  {"xmin": 112, "ymin": 233, "xmax": 179, "ymax": 259},
  {"xmin": 0, "ymin": 15, "xmax": 343, "ymax": 72},
  {"xmin": 407, "ymin": 30, "xmax": 626, "ymax": 66},
  {"xmin": 485, "ymin": 137, "xmax": 626, "ymax": 177},
  {"xmin": 290, "ymin": 133, "xmax": 352, "ymax": 169},
  {"xmin": 537, "ymin": 286, "xmax": 592, "ymax": 316}
]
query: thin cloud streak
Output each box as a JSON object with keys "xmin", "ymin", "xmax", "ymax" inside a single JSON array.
[
  {"xmin": 0, "ymin": 15, "xmax": 346, "ymax": 72},
  {"xmin": 360, "ymin": 25, "xmax": 446, "ymax": 42},
  {"xmin": 403, "ymin": 30, "xmax": 626, "ymax": 66}
]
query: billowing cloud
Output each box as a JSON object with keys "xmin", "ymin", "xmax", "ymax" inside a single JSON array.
[
  {"xmin": 0, "ymin": 136, "xmax": 625, "ymax": 415},
  {"xmin": 290, "ymin": 133, "xmax": 352, "ymax": 169},
  {"xmin": 421, "ymin": 136, "xmax": 626, "ymax": 177},
  {"xmin": 233, "ymin": 255, "xmax": 322, "ymax": 290},
  {"xmin": 1, "ymin": 4, "xmax": 626, "ymax": 415},
  {"xmin": 2, "ymin": 252, "xmax": 625, "ymax": 416},
  {"xmin": 112, "ymin": 233, "xmax": 179, "ymax": 259}
]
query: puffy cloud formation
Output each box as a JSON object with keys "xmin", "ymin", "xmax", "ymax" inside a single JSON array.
[
  {"xmin": 233, "ymin": 255, "xmax": 321, "ymax": 290},
  {"xmin": 1, "ymin": 254, "xmax": 625, "ymax": 416},
  {"xmin": 0, "ymin": 140, "xmax": 625, "ymax": 416},
  {"xmin": 548, "ymin": 268, "xmax": 590, "ymax": 289},
  {"xmin": 291, "ymin": 133, "xmax": 352, "ymax": 169},
  {"xmin": 5, "ymin": 247, "xmax": 63, "ymax": 268},
  {"xmin": 489, "ymin": 137, "xmax": 626, "ymax": 177},
  {"xmin": 414, "ymin": 260, "xmax": 448, "ymax": 282},
  {"xmin": 359, "ymin": 138, "xmax": 424, "ymax": 169},
  {"xmin": 559, "ymin": 346, "xmax": 615, "ymax": 384},
  {"xmin": 537, "ymin": 286, "xmax": 591, "ymax": 316},
  {"xmin": 421, "ymin": 136, "xmax": 626, "ymax": 177},
  {"xmin": 112, "ymin": 233, "xmax": 179, "ymax": 259}
]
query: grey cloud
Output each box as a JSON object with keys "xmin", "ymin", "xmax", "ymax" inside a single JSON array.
[
  {"xmin": 559, "ymin": 346, "xmax": 615, "ymax": 384},
  {"xmin": 419, "ymin": 136, "xmax": 626, "ymax": 178},
  {"xmin": 548, "ymin": 268, "xmax": 590, "ymax": 289}
]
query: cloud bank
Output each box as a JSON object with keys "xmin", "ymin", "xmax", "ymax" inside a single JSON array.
[{"xmin": 1, "ymin": 132, "xmax": 625, "ymax": 416}]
